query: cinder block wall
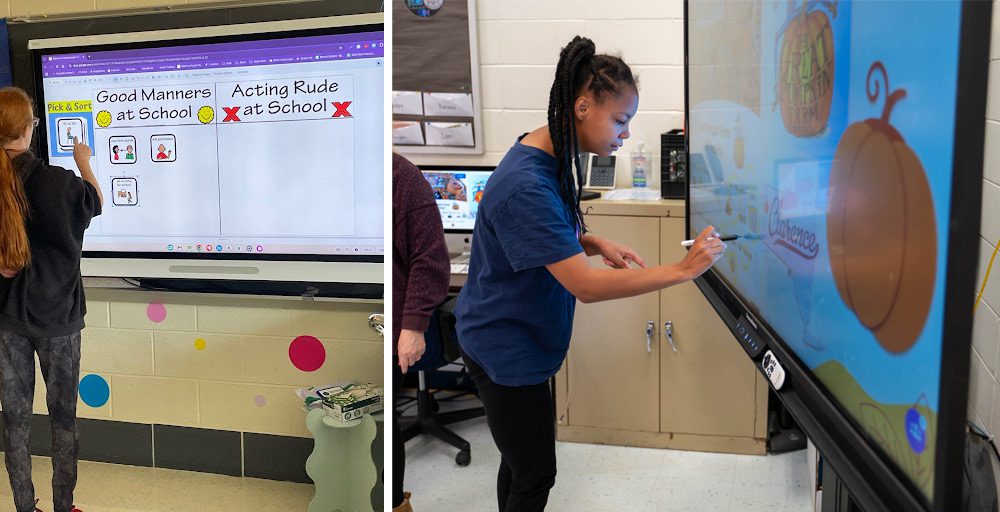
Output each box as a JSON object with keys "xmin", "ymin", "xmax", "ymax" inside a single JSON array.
[
  {"xmin": 970, "ymin": 0, "xmax": 1000, "ymax": 456},
  {"xmin": 5, "ymin": 0, "xmax": 250, "ymax": 16},
  {"xmin": 404, "ymin": 0, "xmax": 686, "ymax": 190},
  {"xmin": 59, "ymin": 293, "xmax": 383, "ymax": 438}
]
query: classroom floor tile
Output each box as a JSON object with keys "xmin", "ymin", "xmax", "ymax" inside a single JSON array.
[
  {"xmin": 0, "ymin": 454, "xmax": 313, "ymax": 512},
  {"xmin": 404, "ymin": 413, "xmax": 813, "ymax": 512}
]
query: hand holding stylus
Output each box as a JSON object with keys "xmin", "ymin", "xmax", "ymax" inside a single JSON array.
[
  {"xmin": 680, "ymin": 226, "xmax": 727, "ymax": 279},
  {"xmin": 681, "ymin": 234, "xmax": 738, "ymax": 247}
]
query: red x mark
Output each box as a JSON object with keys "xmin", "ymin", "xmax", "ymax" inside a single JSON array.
[
  {"xmin": 223, "ymin": 107, "xmax": 241, "ymax": 122},
  {"xmin": 332, "ymin": 101, "xmax": 352, "ymax": 118}
]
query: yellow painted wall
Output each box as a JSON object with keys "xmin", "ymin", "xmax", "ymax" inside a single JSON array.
[
  {"xmin": 5, "ymin": 0, "xmax": 274, "ymax": 18},
  {"xmin": 32, "ymin": 292, "xmax": 384, "ymax": 438}
]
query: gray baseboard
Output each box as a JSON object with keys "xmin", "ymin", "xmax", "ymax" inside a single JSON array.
[{"xmin": 0, "ymin": 415, "xmax": 311, "ymax": 483}]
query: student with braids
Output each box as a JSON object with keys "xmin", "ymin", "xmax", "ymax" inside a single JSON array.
[
  {"xmin": 454, "ymin": 36, "xmax": 726, "ymax": 511},
  {"xmin": 0, "ymin": 87, "xmax": 102, "ymax": 512}
]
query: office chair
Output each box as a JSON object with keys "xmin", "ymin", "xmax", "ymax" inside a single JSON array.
[{"xmin": 400, "ymin": 297, "xmax": 485, "ymax": 466}]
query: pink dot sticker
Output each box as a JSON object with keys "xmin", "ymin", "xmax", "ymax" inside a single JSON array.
[
  {"xmin": 289, "ymin": 335, "xmax": 326, "ymax": 372},
  {"xmin": 254, "ymin": 395, "xmax": 267, "ymax": 407},
  {"xmin": 146, "ymin": 303, "xmax": 167, "ymax": 323}
]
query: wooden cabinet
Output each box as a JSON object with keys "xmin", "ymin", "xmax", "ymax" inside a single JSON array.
[
  {"xmin": 659, "ymin": 218, "xmax": 762, "ymax": 440},
  {"xmin": 565, "ymin": 215, "xmax": 661, "ymax": 432},
  {"xmin": 556, "ymin": 199, "xmax": 768, "ymax": 455}
]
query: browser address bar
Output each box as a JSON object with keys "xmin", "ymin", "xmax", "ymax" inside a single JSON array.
[
  {"xmin": 64, "ymin": 55, "xmax": 209, "ymax": 68},
  {"xmin": 81, "ymin": 42, "xmax": 372, "ymax": 62}
]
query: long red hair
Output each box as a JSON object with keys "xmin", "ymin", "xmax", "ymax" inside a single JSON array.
[{"xmin": 0, "ymin": 87, "xmax": 34, "ymax": 271}]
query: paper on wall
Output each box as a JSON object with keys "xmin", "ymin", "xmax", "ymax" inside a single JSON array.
[
  {"xmin": 424, "ymin": 122, "xmax": 474, "ymax": 147},
  {"xmin": 392, "ymin": 90, "xmax": 424, "ymax": 115},
  {"xmin": 423, "ymin": 92, "xmax": 474, "ymax": 117},
  {"xmin": 393, "ymin": 121, "xmax": 425, "ymax": 145}
]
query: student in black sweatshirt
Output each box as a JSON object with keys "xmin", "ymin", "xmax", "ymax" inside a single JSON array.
[{"xmin": 0, "ymin": 87, "xmax": 102, "ymax": 512}]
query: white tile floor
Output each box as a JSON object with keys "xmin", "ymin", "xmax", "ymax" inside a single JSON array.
[
  {"xmin": 0, "ymin": 454, "xmax": 314, "ymax": 512},
  {"xmin": 404, "ymin": 416, "xmax": 815, "ymax": 512}
]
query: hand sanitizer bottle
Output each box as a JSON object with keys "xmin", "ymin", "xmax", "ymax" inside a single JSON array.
[{"xmin": 631, "ymin": 142, "xmax": 649, "ymax": 188}]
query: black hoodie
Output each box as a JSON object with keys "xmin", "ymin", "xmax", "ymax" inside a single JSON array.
[{"xmin": 0, "ymin": 152, "xmax": 102, "ymax": 337}]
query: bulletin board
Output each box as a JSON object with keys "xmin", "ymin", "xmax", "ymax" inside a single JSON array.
[
  {"xmin": 0, "ymin": 20, "xmax": 11, "ymax": 87},
  {"xmin": 392, "ymin": 0, "xmax": 484, "ymax": 154}
]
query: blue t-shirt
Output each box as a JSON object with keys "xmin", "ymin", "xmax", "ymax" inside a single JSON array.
[{"xmin": 455, "ymin": 140, "xmax": 584, "ymax": 386}]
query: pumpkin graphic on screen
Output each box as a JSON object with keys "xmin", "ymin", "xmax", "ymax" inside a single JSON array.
[
  {"xmin": 827, "ymin": 61, "xmax": 936, "ymax": 354},
  {"xmin": 777, "ymin": 0, "xmax": 836, "ymax": 137}
]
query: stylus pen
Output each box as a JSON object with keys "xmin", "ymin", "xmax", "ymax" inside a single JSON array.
[{"xmin": 680, "ymin": 235, "xmax": 738, "ymax": 248}]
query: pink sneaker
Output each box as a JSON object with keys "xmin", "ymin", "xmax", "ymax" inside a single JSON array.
[{"xmin": 31, "ymin": 499, "xmax": 82, "ymax": 512}]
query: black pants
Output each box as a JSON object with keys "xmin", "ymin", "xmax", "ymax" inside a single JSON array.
[
  {"xmin": 462, "ymin": 350, "xmax": 556, "ymax": 512},
  {"xmin": 0, "ymin": 330, "xmax": 81, "ymax": 512},
  {"xmin": 392, "ymin": 357, "xmax": 406, "ymax": 508}
]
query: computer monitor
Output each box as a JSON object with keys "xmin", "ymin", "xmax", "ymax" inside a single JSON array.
[{"xmin": 420, "ymin": 166, "xmax": 494, "ymax": 233}]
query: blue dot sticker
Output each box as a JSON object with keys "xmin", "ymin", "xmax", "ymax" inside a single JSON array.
[
  {"xmin": 79, "ymin": 374, "xmax": 110, "ymax": 408},
  {"xmin": 905, "ymin": 407, "xmax": 927, "ymax": 454}
]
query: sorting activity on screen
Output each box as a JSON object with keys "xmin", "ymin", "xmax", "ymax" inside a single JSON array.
[{"xmin": 40, "ymin": 32, "xmax": 385, "ymax": 256}]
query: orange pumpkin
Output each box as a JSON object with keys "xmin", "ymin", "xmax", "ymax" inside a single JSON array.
[
  {"xmin": 827, "ymin": 62, "xmax": 936, "ymax": 354},
  {"xmin": 778, "ymin": 1, "xmax": 835, "ymax": 137}
]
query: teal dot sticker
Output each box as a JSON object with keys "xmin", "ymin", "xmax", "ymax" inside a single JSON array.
[{"xmin": 79, "ymin": 374, "xmax": 110, "ymax": 408}]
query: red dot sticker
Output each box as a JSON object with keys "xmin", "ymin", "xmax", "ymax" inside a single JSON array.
[
  {"xmin": 254, "ymin": 395, "xmax": 267, "ymax": 407},
  {"xmin": 146, "ymin": 303, "xmax": 167, "ymax": 323},
  {"xmin": 289, "ymin": 335, "xmax": 326, "ymax": 372}
]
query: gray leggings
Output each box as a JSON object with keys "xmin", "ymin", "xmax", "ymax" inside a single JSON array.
[{"xmin": 0, "ymin": 330, "xmax": 81, "ymax": 512}]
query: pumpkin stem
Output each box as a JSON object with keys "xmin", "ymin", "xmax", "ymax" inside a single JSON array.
[
  {"xmin": 866, "ymin": 61, "xmax": 889, "ymax": 105},
  {"xmin": 882, "ymin": 89, "xmax": 907, "ymax": 124}
]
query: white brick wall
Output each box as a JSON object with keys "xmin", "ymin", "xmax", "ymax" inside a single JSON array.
[
  {"xmin": 405, "ymin": 0, "xmax": 687, "ymax": 190},
  {"xmin": 970, "ymin": 0, "xmax": 1000, "ymax": 437}
]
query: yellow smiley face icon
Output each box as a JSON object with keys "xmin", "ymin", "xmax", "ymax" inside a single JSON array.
[
  {"xmin": 96, "ymin": 110, "xmax": 112, "ymax": 128},
  {"xmin": 198, "ymin": 106, "xmax": 215, "ymax": 124}
]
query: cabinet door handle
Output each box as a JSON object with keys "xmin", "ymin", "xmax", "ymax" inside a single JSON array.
[
  {"xmin": 646, "ymin": 320, "xmax": 655, "ymax": 353},
  {"xmin": 664, "ymin": 321, "xmax": 678, "ymax": 353}
]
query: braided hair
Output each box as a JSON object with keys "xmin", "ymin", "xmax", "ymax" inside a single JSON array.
[{"xmin": 548, "ymin": 36, "xmax": 637, "ymax": 236}]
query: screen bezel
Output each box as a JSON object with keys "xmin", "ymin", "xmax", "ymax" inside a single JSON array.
[
  {"xmin": 29, "ymin": 18, "xmax": 383, "ymax": 265},
  {"xmin": 418, "ymin": 164, "xmax": 495, "ymax": 235},
  {"xmin": 682, "ymin": 1, "xmax": 989, "ymax": 511}
]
